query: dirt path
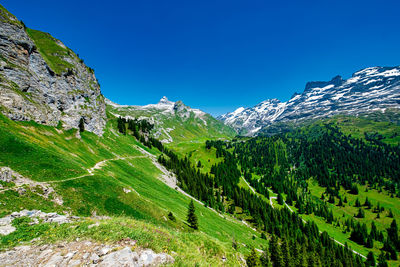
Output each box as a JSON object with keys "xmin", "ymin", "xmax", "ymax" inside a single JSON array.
[
  {"xmin": 241, "ymin": 176, "xmax": 256, "ymax": 194},
  {"xmin": 0, "ymin": 155, "xmax": 147, "ymax": 194},
  {"xmin": 46, "ymin": 155, "xmax": 147, "ymax": 183},
  {"xmin": 269, "ymin": 196, "xmax": 276, "ymax": 208}
]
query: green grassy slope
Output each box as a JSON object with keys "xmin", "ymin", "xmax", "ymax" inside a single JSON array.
[
  {"xmin": 325, "ymin": 114, "xmax": 400, "ymax": 145},
  {"xmin": 260, "ymin": 109, "xmax": 400, "ymax": 145},
  {"xmin": 107, "ymin": 104, "xmax": 236, "ymax": 145},
  {"xmin": 0, "ymin": 113, "xmax": 265, "ymax": 265},
  {"xmin": 26, "ymin": 29, "xmax": 75, "ymax": 75}
]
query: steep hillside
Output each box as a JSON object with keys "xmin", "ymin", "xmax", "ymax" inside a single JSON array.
[
  {"xmin": 219, "ymin": 66, "xmax": 400, "ymax": 135},
  {"xmin": 107, "ymin": 96, "xmax": 236, "ymax": 144},
  {"xmin": 0, "ymin": 112, "xmax": 266, "ymax": 265},
  {"xmin": 0, "ymin": 4, "xmax": 106, "ymax": 135}
]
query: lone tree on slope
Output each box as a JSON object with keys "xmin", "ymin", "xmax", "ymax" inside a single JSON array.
[
  {"xmin": 79, "ymin": 117, "xmax": 85, "ymax": 132},
  {"xmin": 187, "ymin": 200, "xmax": 198, "ymax": 230}
]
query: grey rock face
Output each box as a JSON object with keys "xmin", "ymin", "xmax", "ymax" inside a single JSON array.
[
  {"xmin": 0, "ymin": 209, "xmax": 78, "ymax": 236},
  {"xmin": 0, "ymin": 167, "xmax": 13, "ymax": 182},
  {"xmin": 219, "ymin": 66, "xmax": 400, "ymax": 135},
  {"xmin": 0, "ymin": 7, "xmax": 106, "ymax": 135}
]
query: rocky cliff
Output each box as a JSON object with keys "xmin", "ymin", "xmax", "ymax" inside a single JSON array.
[{"xmin": 0, "ymin": 5, "xmax": 106, "ymax": 135}]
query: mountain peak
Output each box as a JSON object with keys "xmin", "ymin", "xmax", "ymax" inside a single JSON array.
[
  {"xmin": 219, "ymin": 65, "xmax": 400, "ymax": 136},
  {"xmin": 158, "ymin": 96, "xmax": 173, "ymax": 105}
]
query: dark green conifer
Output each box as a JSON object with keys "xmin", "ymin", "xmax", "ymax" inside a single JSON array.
[
  {"xmin": 79, "ymin": 117, "xmax": 85, "ymax": 132},
  {"xmin": 187, "ymin": 200, "xmax": 198, "ymax": 229},
  {"xmin": 246, "ymin": 247, "xmax": 260, "ymax": 267},
  {"xmin": 378, "ymin": 251, "xmax": 388, "ymax": 267},
  {"xmin": 168, "ymin": 211, "xmax": 176, "ymax": 222},
  {"xmin": 260, "ymin": 247, "xmax": 270, "ymax": 267}
]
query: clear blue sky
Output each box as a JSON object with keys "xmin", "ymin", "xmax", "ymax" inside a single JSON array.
[{"xmin": 3, "ymin": 0, "xmax": 400, "ymax": 116}]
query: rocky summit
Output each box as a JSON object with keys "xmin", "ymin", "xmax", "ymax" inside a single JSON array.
[
  {"xmin": 106, "ymin": 96, "xmax": 235, "ymax": 143},
  {"xmin": 219, "ymin": 66, "xmax": 400, "ymax": 135},
  {"xmin": 0, "ymin": 5, "xmax": 106, "ymax": 135}
]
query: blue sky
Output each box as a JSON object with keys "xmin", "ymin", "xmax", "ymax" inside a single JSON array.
[{"xmin": 3, "ymin": 0, "xmax": 400, "ymax": 115}]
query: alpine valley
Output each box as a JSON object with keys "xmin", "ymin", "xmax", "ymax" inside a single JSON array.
[{"xmin": 1, "ymin": 3, "xmax": 400, "ymax": 267}]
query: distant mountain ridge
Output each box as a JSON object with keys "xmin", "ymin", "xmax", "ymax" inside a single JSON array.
[
  {"xmin": 219, "ymin": 66, "xmax": 400, "ymax": 135},
  {"xmin": 106, "ymin": 96, "xmax": 235, "ymax": 143}
]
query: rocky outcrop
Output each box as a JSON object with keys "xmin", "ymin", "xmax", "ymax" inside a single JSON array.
[
  {"xmin": 0, "ymin": 166, "xmax": 13, "ymax": 182},
  {"xmin": 0, "ymin": 5, "xmax": 106, "ymax": 135},
  {"xmin": 0, "ymin": 210, "xmax": 78, "ymax": 235},
  {"xmin": 0, "ymin": 166, "xmax": 63, "ymax": 205},
  {"xmin": 0, "ymin": 240, "xmax": 174, "ymax": 266}
]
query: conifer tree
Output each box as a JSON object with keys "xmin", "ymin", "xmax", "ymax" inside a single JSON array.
[
  {"xmin": 387, "ymin": 219, "xmax": 399, "ymax": 250},
  {"xmin": 168, "ymin": 211, "xmax": 176, "ymax": 222},
  {"xmin": 365, "ymin": 252, "xmax": 375, "ymax": 266},
  {"xmin": 355, "ymin": 198, "xmax": 361, "ymax": 207},
  {"xmin": 269, "ymin": 236, "xmax": 283, "ymax": 267},
  {"xmin": 370, "ymin": 221, "xmax": 378, "ymax": 240},
  {"xmin": 187, "ymin": 200, "xmax": 198, "ymax": 229},
  {"xmin": 366, "ymin": 234, "xmax": 374, "ymax": 248},
  {"xmin": 356, "ymin": 208, "xmax": 365, "ymax": 218},
  {"xmin": 277, "ymin": 193, "xmax": 284, "ymax": 205},
  {"xmin": 281, "ymin": 238, "xmax": 291, "ymax": 267},
  {"xmin": 260, "ymin": 247, "xmax": 270, "ymax": 267},
  {"xmin": 388, "ymin": 209, "xmax": 394, "ymax": 218},
  {"xmin": 117, "ymin": 117, "xmax": 126, "ymax": 134},
  {"xmin": 246, "ymin": 247, "xmax": 260, "ymax": 267},
  {"xmin": 79, "ymin": 117, "xmax": 85, "ymax": 132},
  {"xmin": 378, "ymin": 251, "xmax": 388, "ymax": 267}
]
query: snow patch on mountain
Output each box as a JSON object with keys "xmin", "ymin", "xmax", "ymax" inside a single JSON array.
[{"xmin": 219, "ymin": 66, "xmax": 400, "ymax": 135}]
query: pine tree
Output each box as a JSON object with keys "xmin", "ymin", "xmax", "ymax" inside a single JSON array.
[
  {"xmin": 355, "ymin": 198, "xmax": 361, "ymax": 207},
  {"xmin": 370, "ymin": 221, "xmax": 378, "ymax": 240},
  {"xmin": 387, "ymin": 219, "xmax": 399, "ymax": 250},
  {"xmin": 269, "ymin": 236, "xmax": 283, "ymax": 267},
  {"xmin": 79, "ymin": 117, "xmax": 85, "ymax": 132},
  {"xmin": 277, "ymin": 193, "xmax": 284, "ymax": 205},
  {"xmin": 260, "ymin": 247, "xmax": 270, "ymax": 266},
  {"xmin": 388, "ymin": 209, "xmax": 394, "ymax": 218},
  {"xmin": 364, "ymin": 197, "xmax": 372, "ymax": 209},
  {"xmin": 168, "ymin": 211, "xmax": 176, "ymax": 222},
  {"xmin": 366, "ymin": 234, "xmax": 373, "ymax": 248},
  {"xmin": 246, "ymin": 247, "xmax": 260, "ymax": 267},
  {"xmin": 378, "ymin": 251, "xmax": 388, "ymax": 267},
  {"xmin": 260, "ymin": 232, "xmax": 267, "ymax": 239},
  {"xmin": 365, "ymin": 252, "xmax": 375, "ymax": 266},
  {"xmin": 356, "ymin": 208, "xmax": 365, "ymax": 218},
  {"xmin": 187, "ymin": 200, "xmax": 198, "ymax": 229},
  {"xmin": 232, "ymin": 237, "xmax": 238, "ymax": 250},
  {"xmin": 117, "ymin": 117, "xmax": 126, "ymax": 134},
  {"xmin": 280, "ymin": 238, "xmax": 291, "ymax": 267}
]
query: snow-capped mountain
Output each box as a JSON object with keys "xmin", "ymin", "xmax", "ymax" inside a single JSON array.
[
  {"xmin": 219, "ymin": 66, "xmax": 400, "ymax": 135},
  {"xmin": 106, "ymin": 96, "xmax": 207, "ymax": 122},
  {"xmin": 106, "ymin": 97, "xmax": 235, "ymax": 143}
]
